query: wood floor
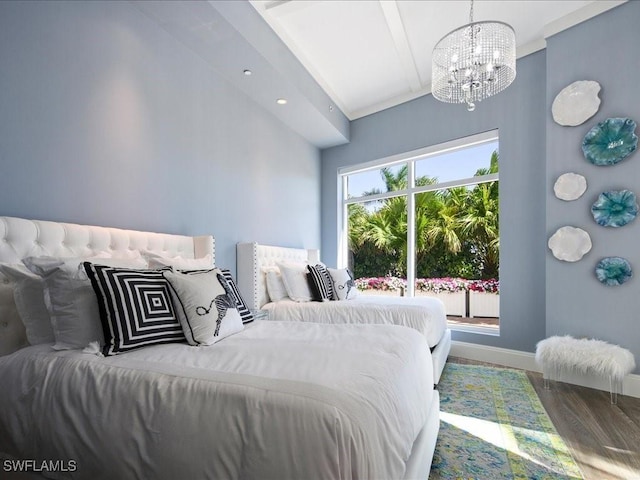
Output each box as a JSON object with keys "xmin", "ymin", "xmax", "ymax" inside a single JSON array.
[
  {"xmin": 447, "ymin": 315, "xmax": 499, "ymax": 328},
  {"xmin": 449, "ymin": 356, "xmax": 640, "ymax": 479}
]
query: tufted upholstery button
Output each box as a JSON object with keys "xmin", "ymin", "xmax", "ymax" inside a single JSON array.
[
  {"xmin": 2, "ymin": 278, "xmax": 9, "ymax": 284},
  {"xmin": 1, "ymin": 321, "xmax": 8, "ymax": 328}
]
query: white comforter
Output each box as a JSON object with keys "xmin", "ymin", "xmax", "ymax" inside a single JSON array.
[
  {"xmin": 0, "ymin": 321, "xmax": 433, "ymax": 480},
  {"xmin": 264, "ymin": 295, "xmax": 447, "ymax": 348}
]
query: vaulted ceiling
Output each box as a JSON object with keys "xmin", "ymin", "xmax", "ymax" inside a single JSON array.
[
  {"xmin": 134, "ymin": 1, "xmax": 625, "ymax": 147},
  {"xmin": 251, "ymin": 0, "xmax": 624, "ymax": 119}
]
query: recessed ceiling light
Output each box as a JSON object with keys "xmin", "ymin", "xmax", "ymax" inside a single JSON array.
[
  {"xmin": 243, "ymin": 69, "xmax": 252, "ymax": 76},
  {"xmin": 276, "ymin": 98, "xmax": 287, "ymax": 105}
]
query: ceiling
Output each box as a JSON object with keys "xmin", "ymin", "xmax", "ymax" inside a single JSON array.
[
  {"xmin": 250, "ymin": 0, "xmax": 625, "ymax": 120},
  {"xmin": 133, "ymin": 0, "xmax": 625, "ymax": 148}
]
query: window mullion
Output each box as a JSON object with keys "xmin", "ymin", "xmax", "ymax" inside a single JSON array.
[
  {"xmin": 407, "ymin": 162, "xmax": 416, "ymax": 297},
  {"xmin": 339, "ymin": 175, "xmax": 348, "ymax": 268}
]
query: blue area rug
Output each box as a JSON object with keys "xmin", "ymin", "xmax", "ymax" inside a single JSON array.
[{"xmin": 430, "ymin": 363, "xmax": 583, "ymax": 479}]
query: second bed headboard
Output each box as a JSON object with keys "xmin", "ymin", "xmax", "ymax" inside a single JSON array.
[{"xmin": 236, "ymin": 242, "xmax": 319, "ymax": 311}]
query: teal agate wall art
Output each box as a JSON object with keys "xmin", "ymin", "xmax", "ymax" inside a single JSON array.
[
  {"xmin": 595, "ymin": 257, "xmax": 633, "ymax": 286},
  {"xmin": 582, "ymin": 118, "xmax": 638, "ymax": 166},
  {"xmin": 591, "ymin": 190, "xmax": 638, "ymax": 227}
]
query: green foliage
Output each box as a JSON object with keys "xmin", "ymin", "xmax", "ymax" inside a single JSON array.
[
  {"xmin": 348, "ymin": 150, "xmax": 500, "ymax": 280},
  {"xmin": 350, "ymin": 241, "xmax": 399, "ymax": 278}
]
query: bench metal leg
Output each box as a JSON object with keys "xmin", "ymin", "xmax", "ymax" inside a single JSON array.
[
  {"xmin": 543, "ymin": 363, "xmax": 560, "ymax": 390},
  {"xmin": 610, "ymin": 376, "xmax": 622, "ymax": 405}
]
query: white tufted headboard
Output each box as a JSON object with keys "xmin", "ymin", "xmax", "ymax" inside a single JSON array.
[
  {"xmin": 236, "ymin": 242, "xmax": 319, "ymax": 311},
  {"xmin": 0, "ymin": 216, "xmax": 214, "ymax": 356}
]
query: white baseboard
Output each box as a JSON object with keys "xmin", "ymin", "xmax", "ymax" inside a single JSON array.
[{"xmin": 451, "ymin": 340, "xmax": 640, "ymax": 399}]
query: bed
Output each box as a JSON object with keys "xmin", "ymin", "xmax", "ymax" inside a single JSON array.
[
  {"xmin": 236, "ymin": 242, "xmax": 452, "ymax": 384},
  {"xmin": 0, "ymin": 216, "xmax": 439, "ymax": 480}
]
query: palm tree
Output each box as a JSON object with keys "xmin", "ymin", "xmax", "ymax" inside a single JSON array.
[
  {"xmin": 420, "ymin": 186, "xmax": 467, "ymax": 254},
  {"xmin": 365, "ymin": 196, "xmax": 408, "ymax": 275},
  {"xmin": 380, "ymin": 165, "xmax": 408, "ymax": 191},
  {"xmin": 460, "ymin": 180, "xmax": 499, "ymax": 278},
  {"xmin": 347, "ymin": 203, "xmax": 369, "ymax": 250},
  {"xmin": 461, "ymin": 150, "xmax": 499, "ymax": 277},
  {"xmin": 347, "ymin": 150, "xmax": 500, "ymax": 280}
]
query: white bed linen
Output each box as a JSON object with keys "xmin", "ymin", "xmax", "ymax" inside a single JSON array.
[
  {"xmin": 263, "ymin": 295, "xmax": 447, "ymax": 348},
  {"xmin": 0, "ymin": 321, "xmax": 433, "ymax": 480}
]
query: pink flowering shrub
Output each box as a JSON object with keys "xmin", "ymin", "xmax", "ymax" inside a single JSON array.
[
  {"xmin": 468, "ymin": 279, "xmax": 500, "ymax": 294},
  {"xmin": 355, "ymin": 276, "xmax": 407, "ymax": 292},
  {"xmin": 356, "ymin": 277, "xmax": 499, "ymax": 294},
  {"xmin": 415, "ymin": 277, "xmax": 468, "ymax": 294}
]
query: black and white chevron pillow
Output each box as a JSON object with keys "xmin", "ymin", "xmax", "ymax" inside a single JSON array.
[
  {"xmin": 307, "ymin": 264, "xmax": 335, "ymax": 302},
  {"xmin": 84, "ymin": 263, "xmax": 185, "ymax": 356}
]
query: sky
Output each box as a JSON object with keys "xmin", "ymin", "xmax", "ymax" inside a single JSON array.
[{"xmin": 346, "ymin": 140, "xmax": 499, "ymax": 198}]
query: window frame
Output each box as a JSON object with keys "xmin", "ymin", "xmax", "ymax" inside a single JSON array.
[{"xmin": 337, "ymin": 129, "xmax": 499, "ymax": 299}]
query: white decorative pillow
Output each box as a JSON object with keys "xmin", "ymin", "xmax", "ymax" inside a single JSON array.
[
  {"xmin": 277, "ymin": 262, "xmax": 313, "ymax": 302},
  {"xmin": 328, "ymin": 268, "xmax": 358, "ymax": 301},
  {"xmin": 146, "ymin": 253, "xmax": 214, "ymax": 270},
  {"xmin": 265, "ymin": 270, "xmax": 289, "ymax": 302},
  {"xmin": 24, "ymin": 255, "xmax": 147, "ymax": 350},
  {"xmin": 0, "ymin": 263, "xmax": 54, "ymax": 345},
  {"xmin": 0, "ymin": 269, "xmax": 29, "ymax": 354},
  {"xmin": 163, "ymin": 269, "xmax": 244, "ymax": 346}
]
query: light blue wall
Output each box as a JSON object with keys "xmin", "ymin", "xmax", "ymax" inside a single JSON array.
[
  {"xmin": 321, "ymin": 51, "xmax": 547, "ymax": 353},
  {"xmin": 0, "ymin": 0, "xmax": 321, "ymax": 270},
  {"xmin": 545, "ymin": 1, "xmax": 640, "ymax": 371},
  {"xmin": 321, "ymin": 2, "xmax": 640, "ymax": 368},
  {"xmin": 2, "ymin": 0, "xmax": 637, "ymax": 366}
]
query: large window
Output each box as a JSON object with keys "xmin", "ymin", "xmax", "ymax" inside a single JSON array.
[{"xmin": 339, "ymin": 131, "xmax": 500, "ymax": 333}]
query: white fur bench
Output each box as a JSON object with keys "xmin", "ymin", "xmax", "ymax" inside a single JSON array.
[{"xmin": 535, "ymin": 335, "xmax": 635, "ymax": 404}]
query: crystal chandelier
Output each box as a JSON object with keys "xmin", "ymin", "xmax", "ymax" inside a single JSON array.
[{"xmin": 431, "ymin": 0, "xmax": 516, "ymax": 111}]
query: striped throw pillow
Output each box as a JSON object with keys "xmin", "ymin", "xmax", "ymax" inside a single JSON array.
[
  {"xmin": 307, "ymin": 264, "xmax": 335, "ymax": 302},
  {"xmin": 220, "ymin": 269, "xmax": 254, "ymax": 324},
  {"xmin": 84, "ymin": 263, "xmax": 185, "ymax": 356}
]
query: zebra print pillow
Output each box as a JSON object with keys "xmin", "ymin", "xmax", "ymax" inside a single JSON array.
[
  {"xmin": 327, "ymin": 268, "xmax": 358, "ymax": 301},
  {"xmin": 84, "ymin": 263, "xmax": 186, "ymax": 356},
  {"xmin": 173, "ymin": 268, "xmax": 254, "ymax": 325},
  {"xmin": 163, "ymin": 269, "xmax": 244, "ymax": 346}
]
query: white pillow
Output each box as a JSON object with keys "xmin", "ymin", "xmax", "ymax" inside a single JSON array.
[
  {"xmin": 0, "ymin": 268, "xmax": 29, "ymax": 354},
  {"xmin": 163, "ymin": 269, "xmax": 244, "ymax": 345},
  {"xmin": 328, "ymin": 268, "xmax": 358, "ymax": 300},
  {"xmin": 265, "ymin": 270, "xmax": 289, "ymax": 302},
  {"xmin": 277, "ymin": 262, "xmax": 312, "ymax": 302},
  {"xmin": 146, "ymin": 253, "xmax": 214, "ymax": 270},
  {"xmin": 24, "ymin": 255, "xmax": 147, "ymax": 350},
  {"xmin": 0, "ymin": 263, "xmax": 54, "ymax": 345}
]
